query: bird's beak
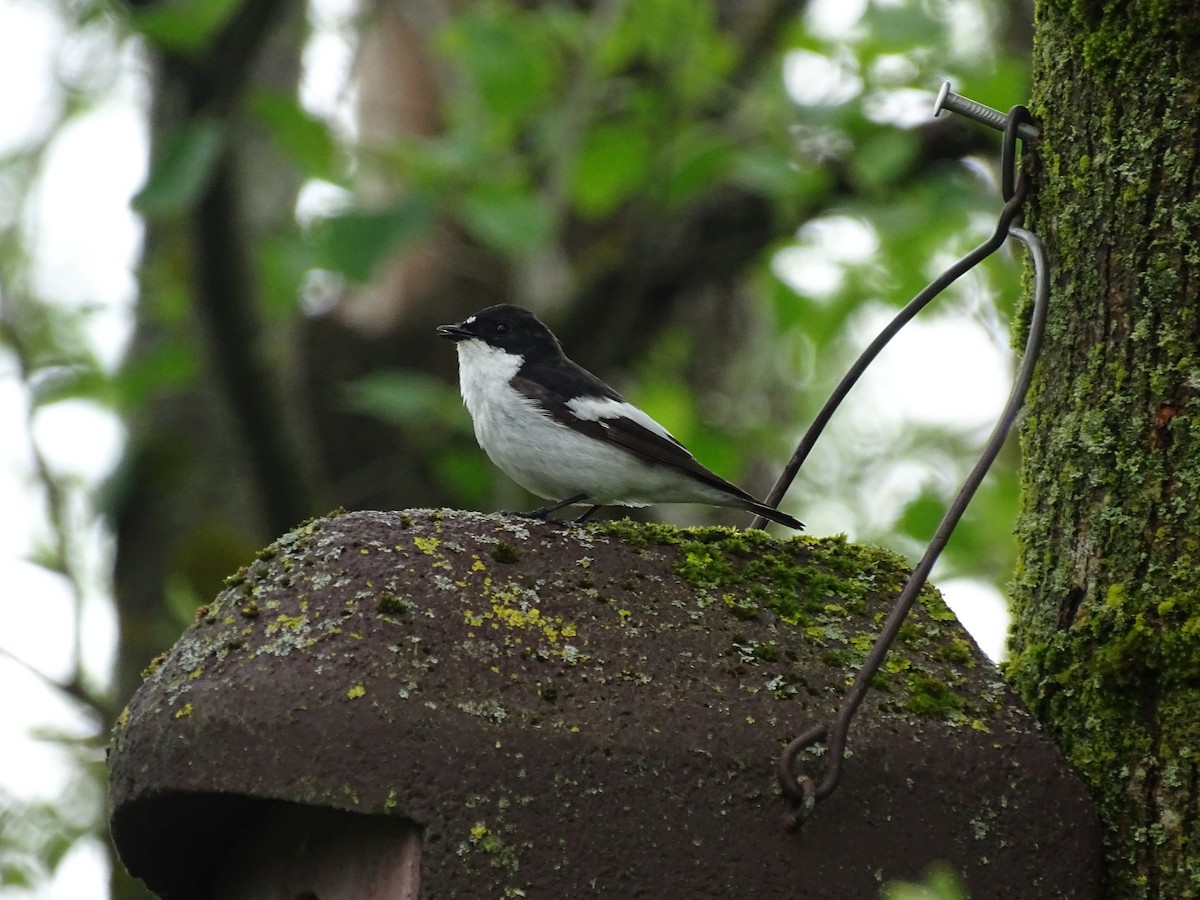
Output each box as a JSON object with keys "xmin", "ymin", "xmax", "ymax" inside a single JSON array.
[{"xmin": 436, "ymin": 323, "xmax": 473, "ymax": 341}]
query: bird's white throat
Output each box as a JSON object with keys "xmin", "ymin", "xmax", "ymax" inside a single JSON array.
[{"xmin": 455, "ymin": 338, "xmax": 524, "ymax": 423}]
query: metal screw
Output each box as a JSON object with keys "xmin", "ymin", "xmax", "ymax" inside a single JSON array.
[{"xmin": 933, "ymin": 82, "xmax": 1040, "ymax": 142}]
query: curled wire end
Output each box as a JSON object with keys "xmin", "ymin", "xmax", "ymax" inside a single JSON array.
[
  {"xmin": 780, "ymin": 776, "xmax": 817, "ymax": 832},
  {"xmin": 777, "ymin": 723, "xmax": 828, "ymax": 829}
]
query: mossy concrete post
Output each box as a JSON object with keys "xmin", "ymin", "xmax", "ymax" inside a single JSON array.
[{"xmin": 108, "ymin": 510, "xmax": 1099, "ymax": 898}]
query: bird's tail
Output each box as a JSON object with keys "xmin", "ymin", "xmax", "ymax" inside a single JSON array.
[{"xmin": 740, "ymin": 498, "xmax": 803, "ymax": 530}]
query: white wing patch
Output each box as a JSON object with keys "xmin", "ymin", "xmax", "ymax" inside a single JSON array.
[{"xmin": 566, "ymin": 396, "xmax": 678, "ymax": 444}]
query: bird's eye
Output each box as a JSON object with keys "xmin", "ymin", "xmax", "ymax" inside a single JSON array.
[{"xmin": 495, "ymin": 323, "xmax": 510, "ymax": 336}]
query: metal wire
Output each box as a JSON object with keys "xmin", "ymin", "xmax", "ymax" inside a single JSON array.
[
  {"xmin": 772, "ymin": 106, "xmax": 1045, "ymax": 828},
  {"xmin": 753, "ymin": 108, "xmax": 1035, "ymax": 528}
]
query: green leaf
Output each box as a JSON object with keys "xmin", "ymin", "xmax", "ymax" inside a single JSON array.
[
  {"xmin": 459, "ymin": 184, "xmax": 551, "ymax": 257},
  {"xmin": 165, "ymin": 572, "xmax": 209, "ymax": 629},
  {"xmin": 114, "ymin": 338, "xmax": 201, "ymax": 407},
  {"xmin": 130, "ymin": 0, "xmax": 241, "ymax": 55},
  {"xmin": 661, "ymin": 126, "xmax": 734, "ymax": 208},
  {"xmin": 440, "ymin": 9, "xmax": 557, "ymax": 122},
  {"xmin": 882, "ymin": 862, "xmax": 967, "ymax": 900},
  {"xmin": 310, "ymin": 200, "xmax": 434, "ymax": 282},
  {"xmin": 257, "ymin": 231, "xmax": 316, "ymax": 319},
  {"xmin": 734, "ymin": 145, "xmax": 833, "ymax": 206},
  {"xmin": 42, "ymin": 831, "xmax": 79, "ymax": 873},
  {"xmin": 895, "ymin": 491, "xmax": 948, "ymax": 545},
  {"xmin": 569, "ymin": 121, "xmax": 653, "ymax": 218},
  {"xmin": 133, "ymin": 116, "xmax": 225, "ymax": 217},
  {"xmin": 28, "ymin": 364, "xmax": 111, "ymax": 409},
  {"xmin": 1, "ymin": 862, "xmax": 36, "ymax": 888},
  {"xmin": 0, "ymin": 294, "xmax": 97, "ymax": 372},
  {"xmin": 860, "ymin": 4, "xmax": 943, "ymax": 55},
  {"xmin": 248, "ymin": 91, "xmax": 339, "ymax": 181},
  {"xmin": 435, "ymin": 445, "xmax": 496, "ymax": 508},
  {"xmin": 598, "ymin": 0, "xmax": 734, "ymax": 103},
  {"xmin": 343, "ymin": 370, "xmax": 469, "ymax": 432},
  {"xmin": 848, "ymin": 129, "xmax": 920, "ymax": 195}
]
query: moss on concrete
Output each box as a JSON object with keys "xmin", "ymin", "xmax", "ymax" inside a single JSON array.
[
  {"xmin": 109, "ymin": 508, "xmax": 1098, "ymax": 899},
  {"xmin": 146, "ymin": 511, "xmax": 995, "ymax": 772}
]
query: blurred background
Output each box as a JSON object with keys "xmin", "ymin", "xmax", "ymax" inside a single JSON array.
[{"xmin": 0, "ymin": 0, "xmax": 1032, "ymax": 896}]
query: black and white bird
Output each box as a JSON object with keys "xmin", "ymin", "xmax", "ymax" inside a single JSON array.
[{"xmin": 437, "ymin": 304, "xmax": 802, "ymax": 529}]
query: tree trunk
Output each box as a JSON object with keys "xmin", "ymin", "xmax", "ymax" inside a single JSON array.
[
  {"xmin": 111, "ymin": 5, "xmax": 308, "ymax": 897},
  {"xmin": 1008, "ymin": 2, "xmax": 1200, "ymax": 896}
]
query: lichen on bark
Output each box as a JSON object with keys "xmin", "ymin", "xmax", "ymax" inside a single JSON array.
[{"xmin": 1007, "ymin": 1, "xmax": 1200, "ymax": 895}]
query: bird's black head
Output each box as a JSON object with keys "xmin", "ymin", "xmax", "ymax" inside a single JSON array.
[{"xmin": 437, "ymin": 304, "xmax": 562, "ymax": 360}]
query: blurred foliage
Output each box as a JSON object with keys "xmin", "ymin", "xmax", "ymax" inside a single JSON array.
[
  {"xmin": 882, "ymin": 862, "xmax": 969, "ymax": 900},
  {"xmin": 0, "ymin": 0, "xmax": 1032, "ymax": 896},
  {"xmin": 127, "ymin": 0, "xmax": 241, "ymax": 54},
  {"xmin": 132, "ymin": 116, "xmax": 226, "ymax": 217}
]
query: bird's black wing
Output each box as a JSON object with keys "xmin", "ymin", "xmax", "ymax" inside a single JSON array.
[
  {"xmin": 516, "ymin": 353, "xmax": 627, "ymax": 405},
  {"xmin": 512, "ymin": 356, "xmax": 757, "ymax": 503}
]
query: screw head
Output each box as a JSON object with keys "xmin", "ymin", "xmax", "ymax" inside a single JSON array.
[{"xmin": 933, "ymin": 81, "xmax": 952, "ymax": 118}]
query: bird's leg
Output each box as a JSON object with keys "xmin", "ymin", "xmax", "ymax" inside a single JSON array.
[
  {"xmin": 525, "ymin": 493, "xmax": 589, "ymax": 519},
  {"xmin": 575, "ymin": 505, "xmax": 603, "ymax": 523}
]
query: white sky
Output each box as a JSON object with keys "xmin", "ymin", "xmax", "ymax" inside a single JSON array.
[{"xmin": 0, "ymin": 0, "xmax": 1012, "ymax": 896}]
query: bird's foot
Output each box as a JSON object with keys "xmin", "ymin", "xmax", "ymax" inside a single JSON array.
[
  {"xmin": 529, "ymin": 494, "xmax": 589, "ymax": 518},
  {"xmin": 575, "ymin": 505, "xmax": 603, "ymax": 523},
  {"xmin": 502, "ymin": 494, "xmax": 591, "ymax": 522}
]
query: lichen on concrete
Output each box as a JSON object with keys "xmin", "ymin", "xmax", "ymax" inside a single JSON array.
[{"xmin": 108, "ymin": 508, "xmax": 1097, "ymax": 899}]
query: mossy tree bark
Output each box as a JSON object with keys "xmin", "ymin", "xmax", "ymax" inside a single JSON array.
[{"xmin": 1007, "ymin": 1, "xmax": 1200, "ymax": 896}]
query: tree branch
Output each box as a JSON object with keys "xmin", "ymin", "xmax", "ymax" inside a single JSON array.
[
  {"xmin": 159, "ymin": 0, "xmax": 317, "ymax": 532},
  {"xmin": 0, "ymin": 645, "xmax": 106, "ymax": 720},
  {"xmin": 188, "ymin": 152, "xmax": 315, "ymax": 531}
]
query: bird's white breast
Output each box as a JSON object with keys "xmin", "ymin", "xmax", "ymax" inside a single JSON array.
[{"xmin": 455, "ymin": 340, "xmax": 572, "ymax": 499}]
